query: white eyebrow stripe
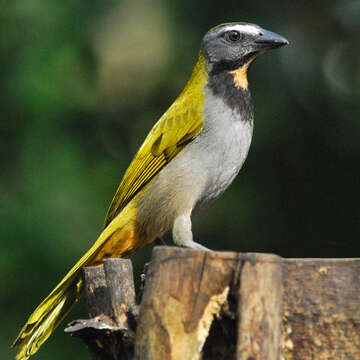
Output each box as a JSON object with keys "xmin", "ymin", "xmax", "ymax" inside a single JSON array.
[{"xmin": 224, "ymin": 24, "xmax": 261, "ymax": 36}]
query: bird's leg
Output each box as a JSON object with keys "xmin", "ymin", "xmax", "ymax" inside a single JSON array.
[{"xmin": 172, "ymin": 211, "xmax": 210, "ymax": 251}]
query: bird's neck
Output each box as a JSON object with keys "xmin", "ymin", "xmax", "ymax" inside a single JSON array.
[
  {"xmin": 181, "ymin": 53, "xmax": 209, "ymax": 96},
  {"xmin": 206, "ymin": 63, "xmax": 253, "ymax": 121},
  {"xmin": 171, "ymin": 54, "xmax": 209, "ymax": 122},
  {"xmin": 178, "ymin": 54, "xmax": 254, "ymax": 122}
]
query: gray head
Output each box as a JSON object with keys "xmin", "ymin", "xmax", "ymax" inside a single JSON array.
[{"xmin": 201, "ymin": 22, "xmax": 289, "ymax": 73}]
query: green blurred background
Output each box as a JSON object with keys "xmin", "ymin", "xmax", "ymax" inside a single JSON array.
[{"xmin": 2, "ymin": 0, "xmax": 359, "ymax": 359}]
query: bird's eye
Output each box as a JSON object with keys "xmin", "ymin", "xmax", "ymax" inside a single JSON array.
[{"xmin": 227, "ymin": 30, "xmax": 242, "ymax": 42}]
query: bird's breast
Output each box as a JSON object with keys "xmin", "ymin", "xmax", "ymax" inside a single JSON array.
[
  {"xmin": 134, "ymin": 86, "xmax": 254, "ymax": 236},
  {"xmin": 193, "ymin": 88, "xmax": 254, "ymax": 208}
]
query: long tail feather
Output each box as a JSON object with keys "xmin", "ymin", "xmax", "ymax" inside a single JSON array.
[
  {"xmin": 12, "ymin": 204, "xmax": 142, "ymax": 360},
  {"xmin": 12, "ymin": 273, "xmax": 83, "ymax": 360}
]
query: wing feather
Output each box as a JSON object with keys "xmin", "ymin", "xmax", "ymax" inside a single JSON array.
[{"xmin": 103, "ymin": 56, "xmax": 208, "ymax": 228}]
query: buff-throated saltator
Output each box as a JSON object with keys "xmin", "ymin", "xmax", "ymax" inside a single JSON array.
[{"xmin": 13, "ymin": 22, "xmax": 288, "ymax": 360}]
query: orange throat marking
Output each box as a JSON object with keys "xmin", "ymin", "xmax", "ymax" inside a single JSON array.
[
  {"xmin": 230, "ymin": 66, "xmax": 249, "ymax": 89},
  {"xmin": 229, "ymin": 56, "xmax": 257, "ymax": 90}
]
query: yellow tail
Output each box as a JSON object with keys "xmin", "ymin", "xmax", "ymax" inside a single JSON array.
[{"xmin": 12, "ymin": 204, "xmax": 147, "ymax": 360}]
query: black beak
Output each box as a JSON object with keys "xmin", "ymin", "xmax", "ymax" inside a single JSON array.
[{"xmin": 253, "ymin": 29, "xmax": 289, "ymax": 50}]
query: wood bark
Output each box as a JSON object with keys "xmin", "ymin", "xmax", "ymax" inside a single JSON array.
[
  {"xmin": 103, "ymin": 258, "xmax": 137, "ymax": 328},
  {"xmin": 237, "ymin": 253, "xmax": 283, "ymax": 360},
  {"xmin": 65, "ymin": 247, "xmax": 360, "ymax": 360},
  {"xmin": 65, "ymin": 259, "xmax": 137, "ymax": 360},
  {"xmin": 135, "ymin": 248, "xmax": 238, "ymax": 359},
  {"xmin": 83, "ymin": 265, "xmax": 113, "ymax": 318},
  {"xmin": 283, "ymin": 258, "xmax": 360, "ymax": 360}
]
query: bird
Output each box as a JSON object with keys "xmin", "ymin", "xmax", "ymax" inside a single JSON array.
[{"xmin": 12, "ymin": 22, "xmax": 288, "ymax": 360}]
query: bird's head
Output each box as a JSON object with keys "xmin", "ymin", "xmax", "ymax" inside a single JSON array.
[{"xmin": 201, "ymin": 22, "xmax": 288, "ymax": 86}]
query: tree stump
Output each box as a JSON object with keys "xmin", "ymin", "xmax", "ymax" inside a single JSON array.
[
  {"xmin": 65, "ymin": 247, "xmax": 360, "ymax": 360},
  {"xmin": 65, "ymin": 259, "xmax": 138, "ymax": 360}
]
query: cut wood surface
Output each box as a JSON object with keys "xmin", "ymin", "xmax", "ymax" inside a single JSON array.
[{"xmin": 66, "ymin": 247, "xmax": 360, "ymax": 360}]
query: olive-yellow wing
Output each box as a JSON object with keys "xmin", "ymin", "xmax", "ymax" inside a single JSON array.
[{"xmin": 103, "ymin": 57, "xmax": 207, "ymax": 228}]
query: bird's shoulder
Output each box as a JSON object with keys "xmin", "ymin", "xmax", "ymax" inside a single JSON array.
[{"xmin": 103, "ymin": 61, "xmax": 208, "ymax": 228}]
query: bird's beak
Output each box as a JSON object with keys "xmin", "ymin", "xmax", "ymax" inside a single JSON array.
[{"xmin": 253, "ymin": 29, "xmax": 289, "ymax": 51}]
